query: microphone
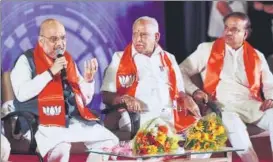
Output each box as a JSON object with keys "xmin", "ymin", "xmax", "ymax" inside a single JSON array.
[{"xmin": 56, "ymin": 49, "xmax": 67, "ymax": 81}]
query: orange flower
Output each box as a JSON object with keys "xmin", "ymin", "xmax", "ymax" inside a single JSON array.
[
  {"xmin": 137, "ymin": 132, "xmax": 144, "ymax": 139},
  {"xmin": 158, "ymin": 125, "xmax": 168, "ymax": 134},
  {"xmin": 164, "ymin": 141, "xmax": 171, "ymax": 152}
]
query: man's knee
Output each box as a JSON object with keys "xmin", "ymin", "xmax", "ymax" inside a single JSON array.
[
  {"xmin": 222, "ymin": 112, "xmax": 246, "ymax": 133},
  {"xmin": 53, "ymin": 142, "xmax": 72, "ymax": 153},
  {"xmin": 47, "ymin": 142, "xmax": 72, "ymax": 161},
  {"xmin": 265, "ymin": 108, "xmax": 273, "ymax": 119}
]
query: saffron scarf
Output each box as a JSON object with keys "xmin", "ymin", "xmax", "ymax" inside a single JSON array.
[
  {"xmin": 34, "ymin": 44, "xmax": 98, "ymax": 127},
  {"xmin": 203, "ymin": 38, "xmax": 262, "ymax": 100},
  {"xmin": 116, "ymin": 43, "xmax": 196, "ymax": 132}
]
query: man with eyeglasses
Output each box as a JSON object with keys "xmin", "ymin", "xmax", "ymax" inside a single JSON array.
[
  {"xmin": 180, "ymin": 12, "xmax": 273, "ymax": 162},
  {"xmin": 10, "ymin": 18, "xmax": 118, "ymax": 162}
]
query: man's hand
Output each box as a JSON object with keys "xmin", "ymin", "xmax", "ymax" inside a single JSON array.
[
  {"xmin": 260, "ymin": 99, "xmax": 273, "ymax": 111},
  {"xmin": 182, "ymin": 95, "xmax": 201, "ymax": 117},
  {"xmin": 216, "ymin": 1, "xmax": 232, "ymax": 16},
  {"xmin": 192, "ymin": 89, "xmax": 208, "ymax": 104},
  {"xmin": 50, "ymin": 57, "xmax": 67, "ymax": 75},
  {"xmin": 84, "ymin": 58, "xmax": 98, "ymax": 82},
  {"xmin": 119, "ymin": 95, "xmax": 143, "ymax": 113}
]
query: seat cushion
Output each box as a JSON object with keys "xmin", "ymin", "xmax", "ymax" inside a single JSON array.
[{"xmin": 247, "ymin": 124, "xmax": 269, "ymax": 138}]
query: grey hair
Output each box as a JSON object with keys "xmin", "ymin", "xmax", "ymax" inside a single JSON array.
[{"xmin": 133, "ymin": 16, "xmax": 159, "ymax": 32}]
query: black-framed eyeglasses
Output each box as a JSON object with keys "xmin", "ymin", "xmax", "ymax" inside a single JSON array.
[{"xmin": 40, "ymin": 35, "xmax": 66, "ymax": 44}]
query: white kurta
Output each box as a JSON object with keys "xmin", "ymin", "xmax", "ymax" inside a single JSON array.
[
  {"xmin": 179, "ymin": 42, "xmax": 273, "ymax": 123},
  {"xmin": 208, "ymin": 1, "xmax": 247, "ymax": 38},
  {"xmin": 101, "ymin": 46, "xmax": 185, "ymax": 126},
  {"xmin": 10, "ymin": 54, "xmax": 119, "ymax": 157}
]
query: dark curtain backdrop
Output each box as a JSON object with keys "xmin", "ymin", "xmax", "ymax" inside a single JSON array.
[{"xmin": 164, "ymin": 1, "xmax": 211, "ymax": 64}]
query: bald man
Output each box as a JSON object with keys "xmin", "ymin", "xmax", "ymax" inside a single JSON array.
[
  {"xmin": 10, "ymin": 19, "xmax": 118, "ymax": 162},
  {"xmin": 101, "ymin": 16, "xmax": 200, "ymax": 140}
]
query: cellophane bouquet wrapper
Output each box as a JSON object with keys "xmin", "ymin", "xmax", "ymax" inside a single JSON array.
[
  {"xmin": 132, "ymin": 117, "xmax": 183, "ymax": 155},
  {"xmin": 184, "ymin": 113, "xmax": 228, "ymax": 151}
]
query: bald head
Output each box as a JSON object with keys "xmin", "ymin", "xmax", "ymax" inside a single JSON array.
[
  {"xmin": 39, "ymin": 19, "xmax": 65, "ymax": 36},
  {"xmin": 38, "ymin": 18, "xmax": 66, "ymax": 59},
  {"xmin": 132, "ymin": 16, "xmax": 159, "ymax": 33},
  {"xmin": 132, "ymin": 16, "xmax": 160, "ymax": 56}
]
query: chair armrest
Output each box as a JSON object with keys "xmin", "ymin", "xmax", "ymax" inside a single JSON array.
[
  {"xmin": 101, "ymin": 103, "xmax": 127, "ymax": 114},
  {"xmin": 102, "ymin": 104, "xmax": 140, "ymax": 140}
]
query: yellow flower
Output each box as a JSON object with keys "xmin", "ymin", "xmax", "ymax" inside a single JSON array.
[
  {"xmin": 170, "ymin": 142, "xmax": 179, "ymax": 150},
  {"xmin": 207, "ymin": 133, "xmax": 216, "ymax": 142},
  {"xmin": 200, "ymin": 133, "xmax": 209, "ymax": 142},
  {"xmin": 172, "ymin": 136, "xmax": 179, "ymax": 144},
  {"xmin": 192, "ymin": 142, "xmax": 201, "ymax": 151},
  {"xmin": 191, "ymin": 131, "xmax": 202, "ymax": 140},
  {"xmin": 156, "ymin": 132, "xmax": 167, "ymax": 145},
  {"xmin": 170, "ymin": 136, "xmax": 179, "ymax": 150},
  {"xmin": 187, "ymin": 133, "xmax": 195, "ymax": 140},
  {"xmin": 208, "ymin": 121, "xmax": 216, "ymax": 131},
  {"xmin": 213, "ymin": 126, "xmax": 225, "ymax": 135},
  {"xmin": 195, "ymin": 121, "xmax": 204, "ymax": 131},
  {"xmin": 147, "ymin": 145, "xmax": 158, "ymax": 154}
]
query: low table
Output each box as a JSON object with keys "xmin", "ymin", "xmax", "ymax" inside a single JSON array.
[{"xmin": 87, "ymin": 147, "xmax": 244, "ymax": 162}]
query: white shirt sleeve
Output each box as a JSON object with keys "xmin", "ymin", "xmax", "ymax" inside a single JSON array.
[
  {"xmin": 179, "ymin": 42, "xmax": 212, "ymax": 95},
  {"xmin": 10, "ymin": 54, "xmax": 95, "ymax": 104},
  {"xmin": 169, "ymin": 54, "xmax": 185, "ymax": 93},
  {"xmin": 76, "ymin": 65, "xmax": 95, "ymax": 105},
  {"xmin": 100, "ymin": 52, "xmax": 122, "ymax": 92},
  {"xmin": 256, "ymin": 51, "xmax": 273, "ymax": 100},
  {"xmin": 10, "ymin": 55, "xmax": 53, "ymax": 102}
]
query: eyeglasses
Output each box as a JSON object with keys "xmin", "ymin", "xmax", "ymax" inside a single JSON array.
[
  {"xmin": 40, "ymin": 35, "xmax": 66, "ymax": 44},
  {"xmin": 224, "ymin": 26, "xmax": 245, "ymax": 34}
]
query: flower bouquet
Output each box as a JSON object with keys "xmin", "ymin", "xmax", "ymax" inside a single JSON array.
[
  {"xmin": 133, "ymin": 117, "xmax": 183, "ymax": 155},
  {"xmin": 184, "ymin": 113, "xmax": 228, "ymax": 151}
]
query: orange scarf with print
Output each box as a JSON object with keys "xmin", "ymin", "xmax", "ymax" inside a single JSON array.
[
  {"xmin": 33, "ymin": 44, "xmax": 98, "ymax": 127},
  {"xmin": 116, "ymin": 43, "xmax": 196, "ymax": 133},
  {"xmin": 204, "ymin": 38, "xmax": 262, "ymax": 100}
]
